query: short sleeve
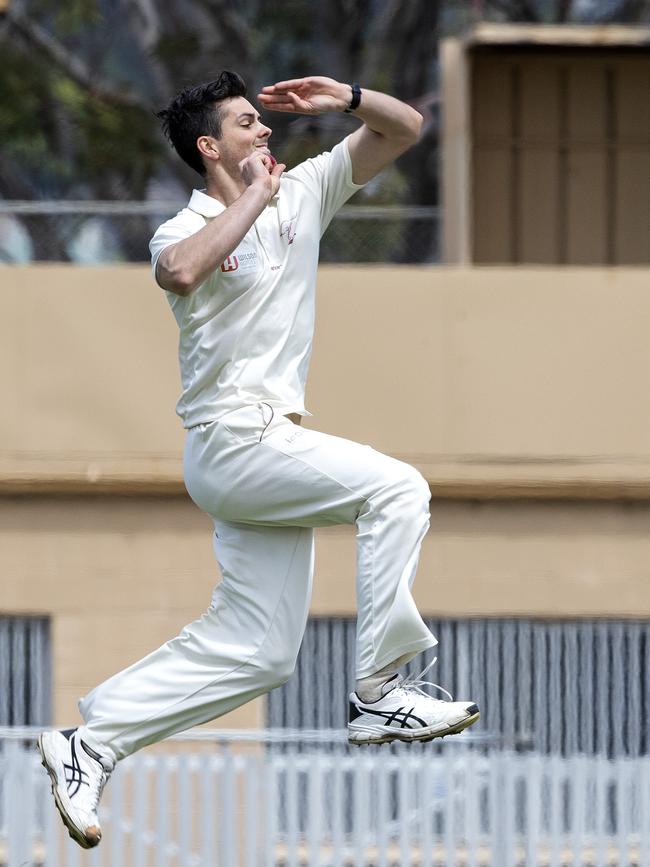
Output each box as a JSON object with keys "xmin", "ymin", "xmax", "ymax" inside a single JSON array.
[
  {"xmin": 149, "ymin": 209, "xmax": 205, "ymax": 286},
  {"xmin": 287, "ymin": 135, "xmax": 365, "ymax": 236}
]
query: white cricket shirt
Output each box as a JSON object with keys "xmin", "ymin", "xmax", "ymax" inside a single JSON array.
[{"xmin": 149, "ymin": 136, "xmax": 364, "ymax": 428}]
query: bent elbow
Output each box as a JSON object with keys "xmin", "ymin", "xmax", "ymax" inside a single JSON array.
[
  {"xmin": 412, "ymin": 110, "xmax": 424, "ymax": 141},
  {"xmin": 158, "ymin": 258, "xmax": 197, "ymax": 296},
  {"xmin": 170, "ymin": 269, "xmax": 197, "ymax": 296},
  {"xmin": 405, "ymin": 110, "xmax": 423, "ymax": 144},
  {"xmin": 392, "ymin": 111, "xmax": 423, "ymax": 151}
]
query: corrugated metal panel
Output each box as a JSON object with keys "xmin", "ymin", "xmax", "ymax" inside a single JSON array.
[
  {"xmin": 0, "ymin": 616, "xmax": 51, "ymax": 726},
  {"xmin": 268, "ymin": 617, "xmax": 650, "ymax": 757}
]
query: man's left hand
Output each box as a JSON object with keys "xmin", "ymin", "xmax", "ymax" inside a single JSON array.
[{"xmin": 257, "ymin": 77, "xmax": 351, "ymax": 115}]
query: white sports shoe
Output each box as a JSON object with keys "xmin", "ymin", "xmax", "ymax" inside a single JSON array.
[
  {"xmin": 38, "ymin": 728, "xmax": 113, "ymax": 848},
  {"xmin": 348, "ymin": 659, "xmax": 480, "ymax": 746}
]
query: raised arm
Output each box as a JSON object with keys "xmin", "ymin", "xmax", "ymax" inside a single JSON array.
[
  {"xmin": 157, "ymin": 153, "xmax": 285, "ymax": 297},
  {"xmin": 258, "ymin": 77, "xmax": 422, "ymax": 185}
]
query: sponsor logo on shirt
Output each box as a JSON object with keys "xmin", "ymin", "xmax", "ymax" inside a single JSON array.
[
  {"xmin": 280, "ymin": 214, "xmax": 298, "ymax": 245},
  {"xmin": 220, "ymin": 250, "xmax": 259, "ymax": 274},
  {"xmin": 221, "ymin": 256, "xmax": 239, "ymax": 272}
]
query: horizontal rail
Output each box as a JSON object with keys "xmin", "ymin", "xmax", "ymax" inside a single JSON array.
[
  {"xmin": 0, "ymin": 725, "xmax": 505, "ymax": 745},
  {"xmin": 0, "ymin": 201, "xmax": 440, "ymax": 219}
]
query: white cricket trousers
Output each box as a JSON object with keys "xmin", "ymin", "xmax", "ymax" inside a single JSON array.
[{"xmin": 78, "ymin": 403, "xmax": 437, "ymax": 762}]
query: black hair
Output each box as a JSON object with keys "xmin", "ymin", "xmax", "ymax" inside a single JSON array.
[{"xmin": 156, "ymin": 71, "xmax": 247, "ymax": 176}]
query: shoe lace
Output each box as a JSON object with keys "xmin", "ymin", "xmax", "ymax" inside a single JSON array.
[
  {"xmin": 90, "ymin": 768, "xmax": 109, "ymax": 812},
  {"xmin": 398, "ymin": 656, "xmax": 454, "ymax": 702}
]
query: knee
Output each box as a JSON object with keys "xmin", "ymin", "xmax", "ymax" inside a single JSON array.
[
  {"xmin": 392, "ymin": 466, "xmax": 431, "ymax": 517},
  {"xmin": 254, "ymin": 647, "xmax": 298, "ymax": 691}
]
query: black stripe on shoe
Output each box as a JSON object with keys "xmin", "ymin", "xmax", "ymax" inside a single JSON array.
[
  {"xmin": 357, "ymin": 705, "xmax": 428, "ymax": 729},
  {"xmin": 64, "ymin": 737, "xmax": 89, "ymax": 798}
]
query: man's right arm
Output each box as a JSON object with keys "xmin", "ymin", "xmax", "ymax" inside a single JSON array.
[{"xmin": 157, "ymin": 154, "xmax": 285, "ymax": 297}]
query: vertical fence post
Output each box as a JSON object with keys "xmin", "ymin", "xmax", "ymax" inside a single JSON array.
[
  {"xmin": 352, "ymin": 752, "xmax": 369, "ymax": 867},
  {"xmin": 5, "ymin": 739, "xmax": 31, "ymax": 867},
  {"xmin": 220, "ymin": 745, "xmax": 236, "ymax": 867},
  {"xmin": 177, "ymin": 752, "xmax": 191, "ymax": 866},
  {"xmin": 131, "ymin": 754, "xmax": 148, "ymax": 867},
  {"xmin": 640, "ymin": 757, "xmax": 650, "ymax": 867},
  {"xmin": 570, "ymin": 754, "xmax": 586, "ymax": 867},
  {"xmin": 154, "ymin": 752, "xmax": 169, "ymax": 867},
  {"xmin": 244, "ymin": 752, "xmax": 259, "ymax": 867},
  {"xmin": 331, "ymin": 748, "xmax": 347, "ymax": 867},
  {"xmin": 443, "ymin": 750, "xmax": 456, "ymax": 867},
  {"xmin": 306, "ymin": 752, "xmax": 322, "ymax": 866}
]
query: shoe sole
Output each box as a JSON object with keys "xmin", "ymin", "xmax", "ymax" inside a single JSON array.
[
  {"xmin": 37, "ymin": 735, "xmax": 101, "ymax": 849},
  {"xmin": 348, "ymin": 710, "xmax": 480, "ymax": 746}
]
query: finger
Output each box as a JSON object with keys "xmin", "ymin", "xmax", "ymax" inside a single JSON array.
[
  {"xmin": 270, "ymin": 162, "xmax": 286, "ymax": 177},
  {"xmin": 259, "ymin": 92, "xmax": 309, "ymax": 113},
  {"xmin": 257, "ymin": 92, "xmax": 302, "ymax": 106},
  {"xmin": 261, "ymin": 78, "xmax": 307, "ymax": 92},
  {"xmin": 238, "ymin": 152, "xmax": 266, "ymax": 173}
]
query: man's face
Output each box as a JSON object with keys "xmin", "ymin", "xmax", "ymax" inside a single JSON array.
[{"xmin": 213, "ymin": 96, "xmax": 273, "ymax": 170}]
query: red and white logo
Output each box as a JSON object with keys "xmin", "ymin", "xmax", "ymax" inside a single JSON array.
[{"xmin": 221, "ymin": 256, "xmax": 239, "ymax": 272}]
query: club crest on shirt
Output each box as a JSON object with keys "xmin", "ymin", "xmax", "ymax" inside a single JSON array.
[{"xmin": 280, "ymin": 213, "xmax": 298, "ymax": 245}]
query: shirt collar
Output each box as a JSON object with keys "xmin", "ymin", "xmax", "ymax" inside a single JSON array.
[
  {"xmin": 188, "ymin": 189, "xmax": 226, "ymax": 218},
  {"xmin": 188, "ymin": 185, "xmax": 280, "ymax": 218}
]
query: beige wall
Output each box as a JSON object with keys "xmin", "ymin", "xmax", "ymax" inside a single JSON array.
[
  {"xmin": 2, "ymin": 496, "xmax": 648, "ymax": 726},
  {"xmin": 1, "ymin": 264, "xmax": 649, "ymax": 727},
  {"xmin": 2, "ymin": 265, "xmax": 649, "ymax": 496}
]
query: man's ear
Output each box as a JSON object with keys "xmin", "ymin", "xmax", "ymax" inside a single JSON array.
[{"xmin": 197, "ymin": 136, "xmax": 220, "ymax": 164}]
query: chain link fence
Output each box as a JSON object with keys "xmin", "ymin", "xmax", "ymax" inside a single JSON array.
[{"xmin": 0, "ymin": 202, "xmax": 440, "ymax": 265}]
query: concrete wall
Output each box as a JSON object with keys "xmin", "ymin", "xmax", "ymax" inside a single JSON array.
[
  {"xmin": 2, "ymin": 265, "xmax": 649, "ymax": 496},
  {"xmin": 1, "ymin": 265, "xmax": 649, "ymax": 727}
]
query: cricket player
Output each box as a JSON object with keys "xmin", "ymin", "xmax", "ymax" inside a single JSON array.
[{"xmin": 38, "ymin": 71, "xmax": 479, "ymax": 849}]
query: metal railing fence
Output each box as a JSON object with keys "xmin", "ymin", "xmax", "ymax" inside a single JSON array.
[
  {"xmin": 2, "ymin": 728, "xmax": 649, "ymax": 867},
  {"xmin": 0, "ymin": 202, "xmax": 440, "ymax": 265}
]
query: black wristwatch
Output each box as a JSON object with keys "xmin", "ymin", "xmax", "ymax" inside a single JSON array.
[{"xmin": 344, "ymin": 82, "xmax": 362, "ymax": 113}]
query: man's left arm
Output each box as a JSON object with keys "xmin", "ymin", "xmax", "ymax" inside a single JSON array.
[{"xmin": 258, "ymin": 77, "xmax": 423, "ymax": 185}]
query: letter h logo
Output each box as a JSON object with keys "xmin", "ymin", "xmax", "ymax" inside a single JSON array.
[{"xmin": 221, "ymin": 256, "xmax": 239, "ymax": 272}]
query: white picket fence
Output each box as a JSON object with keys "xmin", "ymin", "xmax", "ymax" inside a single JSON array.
[{"xmin": 1, "ymin": 729, "xmax": 649, "ymax": 867}]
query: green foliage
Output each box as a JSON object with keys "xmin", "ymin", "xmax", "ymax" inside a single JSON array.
[
  {"xmin": 0, "ymin": 44, "xmax": 66, "ymax": 192},
  {"xmin": 30, "ymin": 0, "xmax": 102, "ymax": 34},
  {"xmin": 53, "ymin": 0, "xmax": 103, "ymax": 35}
]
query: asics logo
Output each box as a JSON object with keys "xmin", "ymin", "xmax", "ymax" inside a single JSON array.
[
  {"xmin": 63, "ymin": 737, "xmax": 103, "ymax": 798},
  {"xmin": 64, "ymin": 738, "xmax": 89, "ymax": 797},
  {"xmin": 362, "ymin": 705, "xmax": 427, "ymax": 729}
]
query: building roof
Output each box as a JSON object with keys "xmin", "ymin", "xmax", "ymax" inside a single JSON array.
[{"xmin": 464, "ymin": 22, "xmax": 650, "ymax": 49}]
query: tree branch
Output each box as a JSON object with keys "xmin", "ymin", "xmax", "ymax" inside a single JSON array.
[
  {"xmin": 486, "ymin": 0, "xmax": 540, "ymax": 22},
  {"xmin": 5, "ymin": 7, "xmax": 152, "ymax": 112}
]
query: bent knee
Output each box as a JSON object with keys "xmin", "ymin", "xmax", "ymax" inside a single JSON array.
[
  {"xmin": 254, "ymin": 652, "xmax": 297, "ymax": 691},
  {"xmin": 392, "ymin": 465, "xmax": 431, "ymax": 513}
]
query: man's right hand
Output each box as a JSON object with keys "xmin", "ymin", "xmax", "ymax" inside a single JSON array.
[
  {"xmin": 239, "ymin": 151, "xmax": 286, "ymax": 200},
  {"xmin": 158, "ymin": 152, "xmax": 287, "ymax": 296}
]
